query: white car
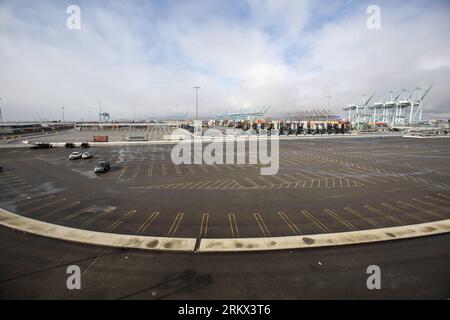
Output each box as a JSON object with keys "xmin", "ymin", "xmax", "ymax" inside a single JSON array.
[
  {"xmin": 82, "ymin": 152, "xmax": 93, "ymax": 159},
  {"xmin": 69, "ymin": 152, "xmax": 82, "ymax": 160}
]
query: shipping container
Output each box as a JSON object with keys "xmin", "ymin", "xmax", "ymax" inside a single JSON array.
[{"xmin": 93, "ymin": 135, "xmax": 108, "ymax": 142}]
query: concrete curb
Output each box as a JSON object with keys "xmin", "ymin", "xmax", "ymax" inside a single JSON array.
[
  {"xmin": 1, "ymin": 208, "xmax": 449, "ymax": 253},
  {"xmin": 0, "ymin": 208, "xmax": 196, "ymax": 252},
  {"xmin": 199, "ymin": 220, "xmax": 450, "ymax": 252}
]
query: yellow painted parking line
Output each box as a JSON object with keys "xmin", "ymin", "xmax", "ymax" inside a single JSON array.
[
  {"xmin": 427, "ymin": 195, "xmax": 450, "ymax": 205},
  {"xmin": 258, "ymin": 176, "xmax": 276, "ymax": 186},
  {"xmin": 244, "ymin": 178, "xmax": 260, "ymax": 188},
  {"xmin": 228, "ymin": 213, "xmax": 239, "ymax": 238},
  {"xmin": 167, "ymin": 213, "xmax": 184, "ymax": 236},
  {"xmin": 344, "ymin": 207, "xmax": 383, "ymax": 228},
  {"xmin": 81, "ymin": 207, "xmax": 117, "ymax": 226},
  {"xmin": 438, "ymin": 193, "xmax": 450, "ymax": 199},
  {"xmin": 208, "ymin": 180, "xmax": 226, "ymax": 188},
  {"xmin": 161, "ymin": 164, "xmax": 167, "ymax": 175},
  {"xmin": 63, "ymin": 206, "xmax": 94, "ymax": 221},
  {"xmin": 118, "ymin": 166, "xmax": 128, "ymax": 180},
  {"xmin": 381, "ymin": 203, "xmax": 425, "ymax": 223},
  {"xmin": 199, "ymin": 213, "xmax": 209, "ymax": 238},
  {"xmin": 254, "ymin": 213, "xmax": 271, "ymax": 237},
  {"xmin": 414, "ymin": 198, "xmax": 450, "ymax": 212},
  {"xmin": 187, "ymin": 181, "xmax": 208, "ymax": 189},
  {"xmin": 106, "ymin": 210, "xmax": 136, "ymax": 232},
  {"xmin": 278, "ymin": 212, "xmax": 301, "ymax": 235},
  {"xmin": 271, "ymin": 175, "xmax": 290, "ymax": 184},
  {"xmin": 224, "ymin": 164, "xmax": 235, "ymax": 171},
  {"xmin": 185, "ymin": 165, "xmax": 195, "ymax": 174},
  {"xmin": 12, "ymin": 194, "xmax": 56, "ymax": 206},
  {"xmin": 398, "ymin": 201, "xmax": 446, "ymax": 220},
  {"xmin": 147, "ymin": 164, "xmax": 153, "ymax": 177},
  {"xmin": 301, "ymin": 210, "xmax": 331, "ymax": 233},
  {"xmin": 364, "ymin": 205, "xmax": 403, "ymax": 225},
  {"xmin": 132, "ymin": 166, "xmax": 140, "ymax": 180},
  {"xmin": 323, "ymin": 209, "xmax": 357, "ymax": 231},
  {"xmin": 175, "ymin": 165, "xmax": 182, "ymax": 175},
  {"xmin": 25, "ymin": 198, "xmax": 67, "ymax": 213}
]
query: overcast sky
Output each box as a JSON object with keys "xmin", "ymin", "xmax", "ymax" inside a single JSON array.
[{"xmin": 0, "ymin": 0, "xmax": 449, "ymax": 121}]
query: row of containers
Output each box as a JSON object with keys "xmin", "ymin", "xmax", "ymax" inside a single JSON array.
[
  {"xmin": 182, "ymin": 120, "xmax": 352, "ymax": 136},
  {"xmin": 92, "ymin": 135, "xmax": 149, "ymax": 142}
]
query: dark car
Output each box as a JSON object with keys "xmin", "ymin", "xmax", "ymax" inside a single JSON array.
[
  {"xmin": 65, "ymin": 143, "xmax": 76, "ymax": 148},
  {"xmin": 81, "ymin": 142, "xmax": 90, "ymax": 148},
  {"xmin": 30, "ymin": 143, "xmax": 53, "ymax": 149},
  {"xmin": 94, "ymin": 161, "xmax": 110, "ymax": 173}
]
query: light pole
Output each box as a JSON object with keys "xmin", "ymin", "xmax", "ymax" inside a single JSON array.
[
  {"xmin": 0, "ymin": 98, "xmax": 3, "ymax": 125},
  {"xmin": 97, "ymin": 101, "xmax": 102, "ymax": 123},
  {"xmin": 61, "ymin": 106, "xmax": 65, "ymax": 122},
  {"xmin": 194, "ymin": 86, "xmax": 201, "ymax": 121}
]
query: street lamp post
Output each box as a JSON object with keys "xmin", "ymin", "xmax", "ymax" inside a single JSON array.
[
  {"xmin": 0, "ymin": 98, "xmax": 3, "ymax": 125},
  {"xmin": 97, "ymin": 101, "xmax": 102, "ymax": 123},
  {"xmin": 194, "ymin": 86, "xmax": 201, "ymax": 121},
  {"xmin": 62, "ymin": 106, "xmax": 65, "ymax": 122}
]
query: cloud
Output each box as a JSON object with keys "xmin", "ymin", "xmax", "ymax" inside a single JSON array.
[{"xmin": 0, "ymin": 0, "xmax": 449, "ymax": 121}]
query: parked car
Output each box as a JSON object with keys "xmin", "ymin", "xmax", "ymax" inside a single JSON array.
[
  {"xmin": 69, "ymin": 152, "xmax": 82, "ymax": 160},
  {"xmin": 82, "ymin": 152, "xmax": 93, "ymax": 159},
  {"xmin": 65, "ymin": 143, "xmax": 76, "ymax": 148},
  {"xmin": 81, "ymin": 143, "xmax": 90, "ymax": 148},
  {"xmin": 30, "ymin": 143, "xmax": 53, "ymax": 150},
  {"xmin": 94, "ymin": 161, "xmax": 110, "ymax": 173}
]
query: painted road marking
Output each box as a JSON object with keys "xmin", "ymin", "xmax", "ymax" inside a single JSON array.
[
  {"xmin": 323, "ymin": 209, "xmax": 357, "ymax": 231},
  {"xmin": 175, "ymin": 165, "xmax": 182, "ymax": 175},
  {"xmin": 63, "ymin": 206, "xmax": 95, "ymax": 221},
  {"xmin": 106, "ymin": 210, "xmax": 136, "ymax": 232},
  {"xmin": 301, "ymin": 210, "xmax": 331, "ymax": 233},
  {"xmin": 398, "ymin": 201, "xmax": 446, "ymax": 220},
  {"xmin": 381, "ymin": 203, "xmax": 425, "ymax": 223},
  {"xmin": 344, "ymin": 207, "xmax": 383, "ymax": 228},
  {"xmin": 228, "ymin": 213, "xmax": 239, "ymax": 238},
  {"xmin": 413, "ymin": 198, "xmax": 450, "ymax": 212},
  {"xmin": 81, "ymin": 207, "xmax": 117, "ymax": 226},
  {"xmin": 254, "ymin": 213, "xmax": 271, "ymax": 237},
  {"xmin": 278, "ymin": 211, "xmax": 301, "ymax": 235},
  {"xmin": 148, "ymin": 164, "xmax": 153, "ymax": 177},
  {"xmin": 132, "ymin": 166, "xmax": 140, "ymax": 180},
  {"xmin": 364, "ymin": 205, "xmax": 403, "ymax": 225},
  {"xmin": 438, "ymin": 193, "xmax": 450, "ymax": 199},
  {"xmin": 24, "ymin": 198, "xmax": 67, "ymax": 213},
  {"xmin": 199, "ymin": 213, "xmax": 209, "ymax": 238},
  {"xmin": 167, "ymin": 213, "xmax": 184, "ymax": 236},
  {"xmin": 161, "ymin": 164, "xmax": 167, "ymax": 175},
  {"xmin": 244, "ymin": 178, "xmax": 260, "ymax": 188},
  {"xmin": 185, "ymin": 165, "xmax": 195, "ymax": 174},
  {"xmin": 11, "ymin": 195, "xmax": 56, "ymax": 206},
  {"xmin": 118, "ymin": 166, "xmax": 128, "ymax": 180},
  {"xmin": 427, "ymin": 195, "xmax": 450, "ymax": 205}
]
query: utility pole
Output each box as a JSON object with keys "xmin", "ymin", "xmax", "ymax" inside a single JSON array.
[
  {"xmin": 194, "ymin": 86, "xmax": 201, "ymax": 121},
  {"xmin": 97, "ymin": 101, "xmax": 102, "ymax": 123},
  {"xmin": 0, "ymin": 98, "xmax": 3, "ymax": 125},
  {"xmin": 61, "ymin": 106, "xmax": 65, "ymax": 122}
]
